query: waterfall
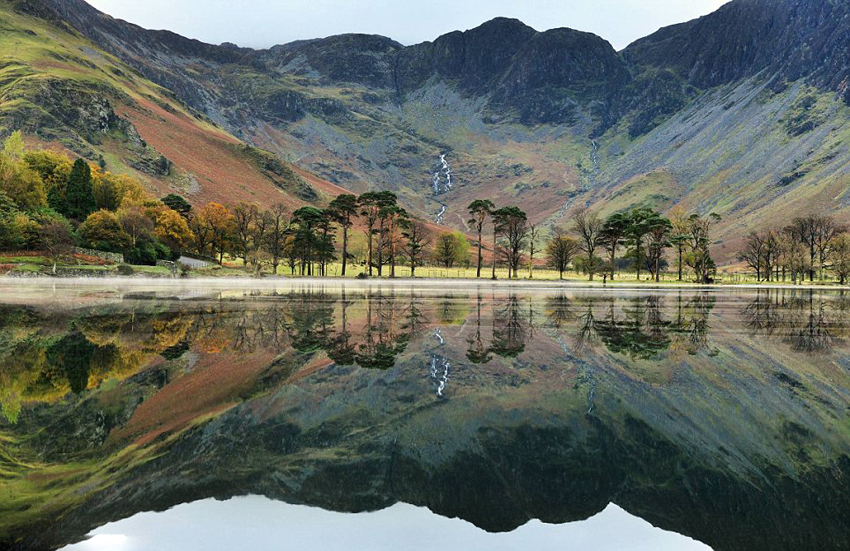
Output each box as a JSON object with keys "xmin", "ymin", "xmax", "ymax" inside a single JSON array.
[
  {"xmin": 432, "ymin": 153, "xmax": 452, "ymax": 223},
  {"xmin": 429, "ymin": 328, "xmax": 450, "ymax": 397}
]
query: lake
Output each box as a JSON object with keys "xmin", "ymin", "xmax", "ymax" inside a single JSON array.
[{"xmin": 0, "ymin": 280, "xmax": 848, "ymax": 550}]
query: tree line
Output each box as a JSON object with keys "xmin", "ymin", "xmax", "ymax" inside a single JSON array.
[
  {"xmin": 738, "ymin": 214, "xmax": 850, "ymax": 284},
  {"xmin": 4, "ymin": 132, "xmax": 847, "ymax": 283},
  {"xmin": 466, "ymin": 201, "xmax": 722, "ymax": 283},
  {"xmin": 0, "ymin": 132, "xmax": 193, "ymax": 271}
]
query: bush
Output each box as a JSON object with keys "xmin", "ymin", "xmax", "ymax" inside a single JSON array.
[
  {"xmin": 356, "ymin": 272, "xmax": 368, "ymax": 279},
  {"xmin": 117, "ymin": 264, "xmax": 134, "ymax": 276}
]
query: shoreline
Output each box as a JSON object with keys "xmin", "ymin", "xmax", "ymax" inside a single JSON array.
[{"xmin": 1, "ymin": 276, "xmax": 848, "ymax": 292}]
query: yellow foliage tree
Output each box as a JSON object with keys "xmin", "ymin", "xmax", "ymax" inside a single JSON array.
[{"xmin": 154, "ymin": 208, "xmax": 194, "ymax": 254}]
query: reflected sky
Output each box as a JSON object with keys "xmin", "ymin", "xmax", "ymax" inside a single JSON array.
[{"xmin": 62, "ymin": 497, "xmax": 710, "ymax": 551}]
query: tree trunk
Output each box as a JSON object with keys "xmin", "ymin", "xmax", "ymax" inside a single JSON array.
[
  {"xmin": 476, "ymin": 229, "xmax": 483, "ymax": 278},
  {"xmin": 341, "ymin": 228, "xmax": 348, "ymax": 276},
  {"xmin": 677, "ymin": 244, "xmax": 683, "ymax": 281},
  {"xmin": 367, "ymin": 228, "xmax": 373, "ymax": 276},
  {"xmin": 491, "ymin": 229, "xmax": 497, "ymax": 279}
]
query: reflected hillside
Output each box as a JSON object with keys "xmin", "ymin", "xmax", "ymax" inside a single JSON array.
[{"xmin": 0, "ymin": 286, "xmax": 848, "ymax": 551}]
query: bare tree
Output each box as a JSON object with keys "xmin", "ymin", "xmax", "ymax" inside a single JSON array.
[
  {"xmin": 493, "ymin": 207, "xmax": 528, "ymax": 279},
  {"xmin": 739, "ymin": 232, "xmax": 766, "ymax": 281},
  {"xmin": 42, "ymin": 222, "xmax": 75, "ymax": 274},
  {"xmin": 232, "ymin": 202, "xmax": 260, "ymax": 266},
  {"xmin": 570, "ymin": 208, "xmax": 603, "ymax": 281},
  {"xmin": 401, "ymin": 219, "xmax": 430, "ymax": 277},
  {"xmin": 546, "ymin": 228, "xmax": 578, "ymax": 279},
  {"xmin": 527, "ymin": 224, "xmax": 539, "ymax": 279},
  {"xmin": 829, "ymin": 233, "xmax": 850, "ymax": 285},
  {"xmin": 263, "ymin": 204, "xmax": 289, "ymax": 275},
  {"xmin": 815, "ymin": 217, "xmax": 843, "ymax": 280}
]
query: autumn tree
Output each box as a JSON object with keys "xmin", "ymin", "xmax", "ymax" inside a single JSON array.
[
  {"xmin": 196, "ymin": 203, "xmax": 233, "ymax": 265},
  {"xmin": 0, "ymin": 133, "xmax": 46, "ymax": 212},
  {"xmin": 79, "ymin": 210, "xmax": 131, "ymax": 253},
  {"xmin": 154, "ymin": 208, "xmax": 194, "ymax": 256}
]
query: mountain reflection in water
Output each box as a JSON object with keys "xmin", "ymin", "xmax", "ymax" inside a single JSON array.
[{"xmin": 0, "ymin": 283, "xmax": 848, "ymax": 551}]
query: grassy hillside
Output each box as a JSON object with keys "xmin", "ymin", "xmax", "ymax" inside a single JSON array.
[{"xmin": 0, "ymin": 0, "xmax": 330, "ymax": 208}]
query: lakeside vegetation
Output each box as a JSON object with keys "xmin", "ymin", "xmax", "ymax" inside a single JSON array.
[{"xmin": 1, "ymin": 134, "xmax": 848, "ymax": 285}]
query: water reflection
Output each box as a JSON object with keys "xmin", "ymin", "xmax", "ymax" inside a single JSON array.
[{"xmin": 0, "ymin": 285, "xmax": 848, "ymax": 551}]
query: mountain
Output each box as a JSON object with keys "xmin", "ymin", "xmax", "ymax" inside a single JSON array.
[
  {"xmin": 0, "ymin": 0, "xmax": 347, "ymax": 208},
  {"xmin": 2, "ymin": 0, "xmax": 849, "ymax": 261}
]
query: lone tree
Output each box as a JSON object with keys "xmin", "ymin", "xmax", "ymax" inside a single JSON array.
[
  {"xmin": 327, "ymin": 194, "xmax": 358, "ymax": 276},
  {"xmin": 433, "ymin": 232, "xmax": 466, "ymax": 268},
  {"xmin": 546, "ymin": 227, "xmax": 577, "ymax": 279},
  {"xmin": 467, "ymin": 199, "xmax": 494, "ymax": 278},
  {"xmin": 493, "ymin": 206, "xmax": 528, "ymax": 279},
  {"xmin": 570, "ymin": 208, "xmax": 603, "ymax": 281},
  {"xmin": 42, "ymin": 221, "xmax": 75, "ymax": 274}
]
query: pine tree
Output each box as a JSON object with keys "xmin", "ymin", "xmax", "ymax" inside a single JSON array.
[{"xmin": 65, "ymin": 159, "xmax": 96, "ymax": 221}]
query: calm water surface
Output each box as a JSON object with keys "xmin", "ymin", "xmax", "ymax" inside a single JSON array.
[{"xmin": 0, "ymin": 281, "xmax": 848, "ymax": 550}]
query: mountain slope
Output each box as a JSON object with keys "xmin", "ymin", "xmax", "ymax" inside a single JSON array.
[
  {"xmin": 0, "ymin": 0, "xmax": 343, "ymax": 207},
  {"xmin": 3, "ymin": 0, "xmax": 849, "ymax": 262}
]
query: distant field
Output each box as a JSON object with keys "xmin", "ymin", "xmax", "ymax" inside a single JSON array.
[{"xmin": 1, "ymin": 253, "xmax": 847, "ymax": 286}]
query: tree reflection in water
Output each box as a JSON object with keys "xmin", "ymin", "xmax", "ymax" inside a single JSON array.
[{"xmin": 0, "ymin": 287, "xmax": 848, "ymax": 551}]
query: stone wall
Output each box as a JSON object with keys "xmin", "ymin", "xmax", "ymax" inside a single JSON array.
[{"xmin": 74, "ymin": 247, "xmax": 124, "ymax": 264}]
